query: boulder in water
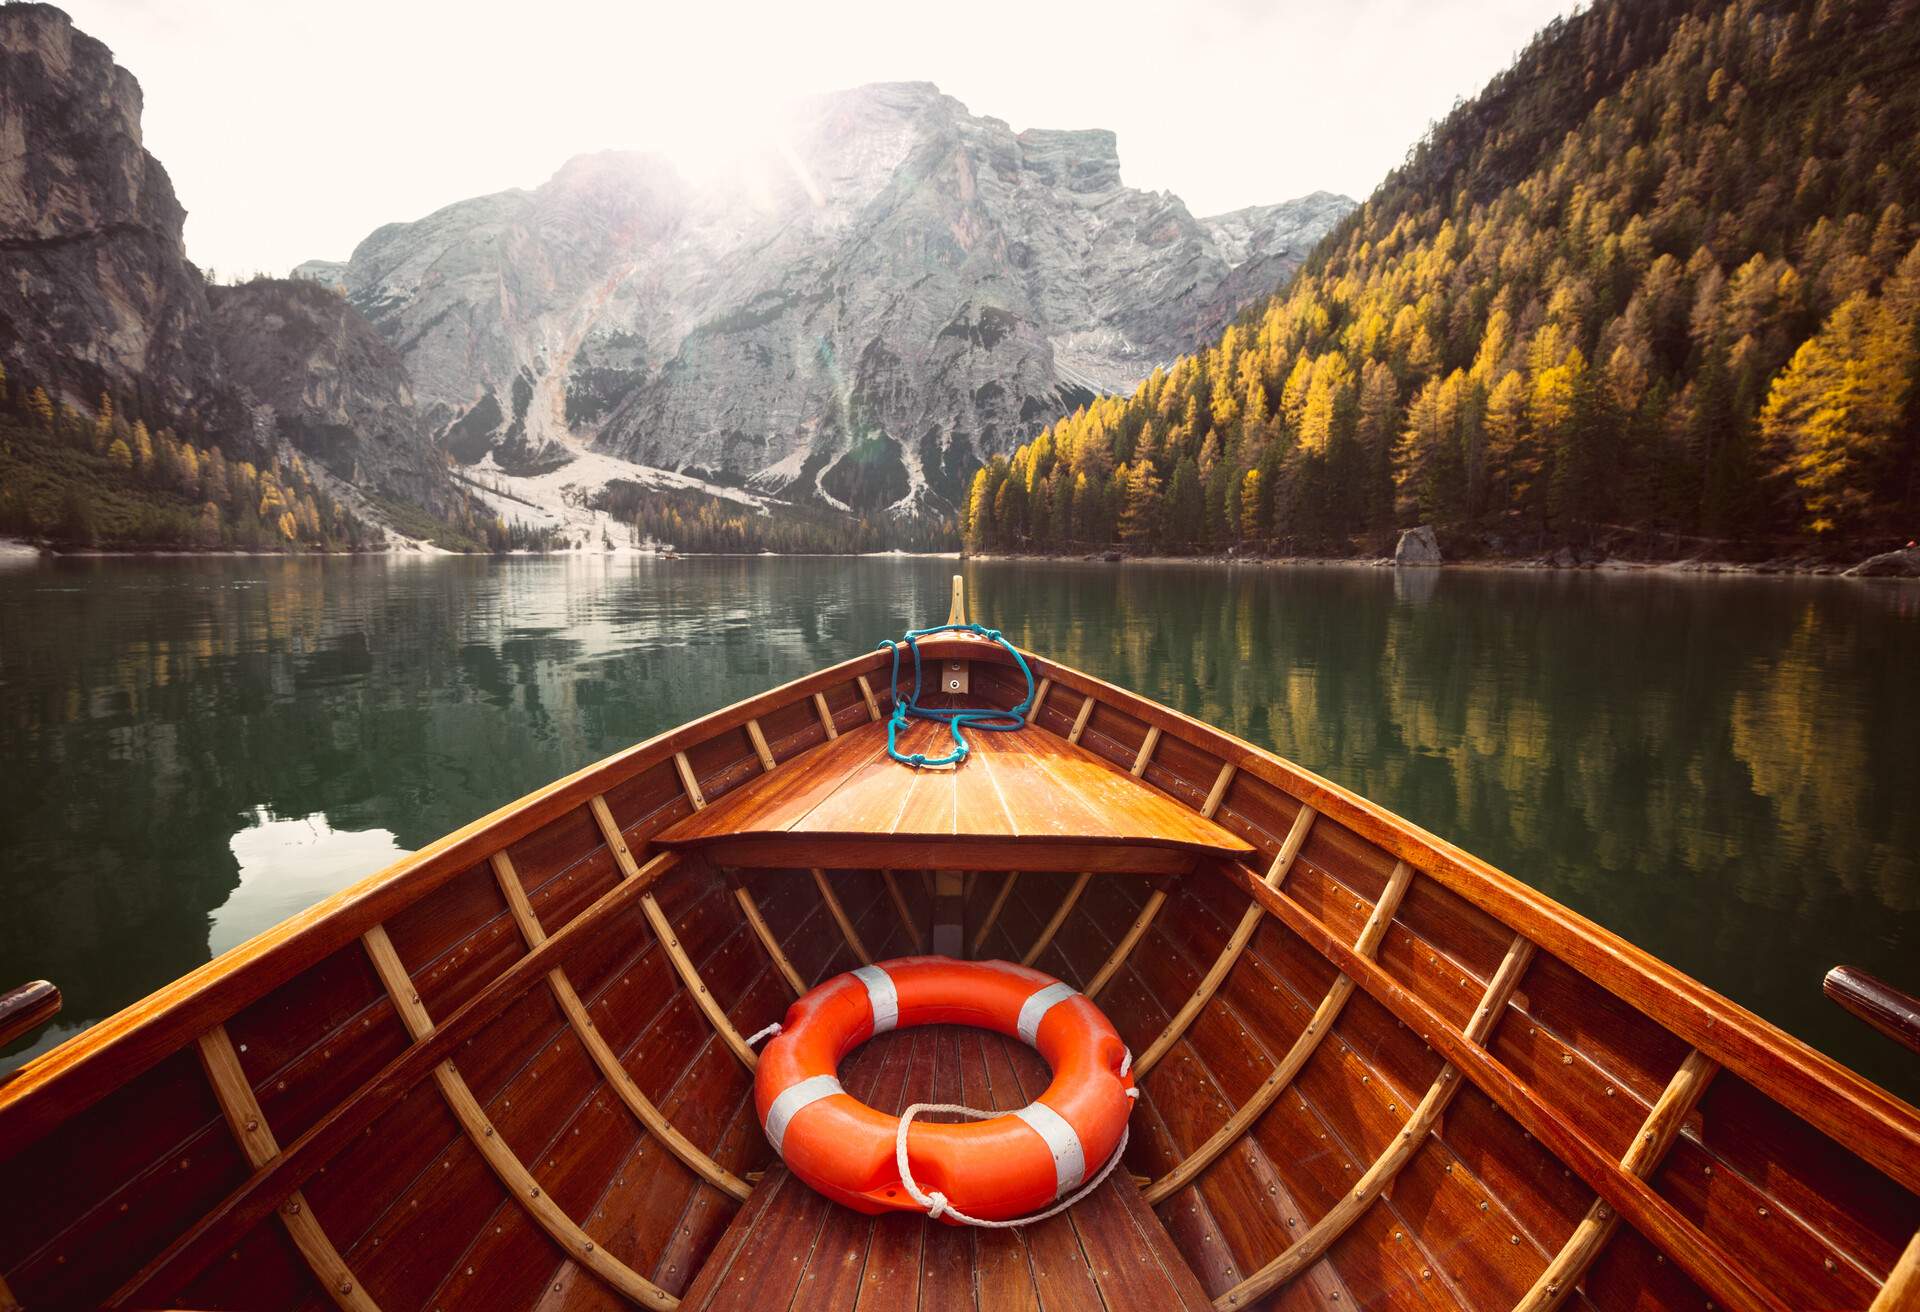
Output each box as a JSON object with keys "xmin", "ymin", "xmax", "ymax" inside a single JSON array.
[{"xmin": 1394, "ymin": 526, "xmax": 1442, "ymax": 565}]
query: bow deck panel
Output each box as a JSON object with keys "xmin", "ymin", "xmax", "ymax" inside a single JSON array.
[
  {"xmin": 1, "ymin": 636, "xmax": 1916, "ymax": 1312},
  {"xmin": 656, "ymin": 717, "xmax": 1253, "ymax": 874}
]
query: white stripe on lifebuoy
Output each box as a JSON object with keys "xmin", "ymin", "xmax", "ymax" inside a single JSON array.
[
  {"xmin": 852, "ymin": 964, "xmax": 899, "ymax": 1034},
  {"xmin": 1011, "ymin": 1101, "xmax": 1087, "ymax": 1197},
  {"xmin": 1017, "ymin": 981, "xmax": 1077, "ymax": 1046},
  {"xmin": 764, "ymin": 1074, "xmax": 843, "ymax": 1154}
]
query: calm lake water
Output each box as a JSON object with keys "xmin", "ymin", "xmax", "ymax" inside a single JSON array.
[{"xmin": 1, "ymin": 555, "xmax": 1915, "ymax": 1101}]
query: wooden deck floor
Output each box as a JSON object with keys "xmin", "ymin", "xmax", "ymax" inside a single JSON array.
[
  {"xmin": 657, "ymin": 720, "xmax": 1252, "ymax": 874},
  {"xmin": 679, "ymin": 1025, "xmax": 1213, "ymax": 1311}
]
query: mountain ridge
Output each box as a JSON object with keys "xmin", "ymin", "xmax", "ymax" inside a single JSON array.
[{"xmin": 299, "ymin": 84, "xmax": 1353, "ymax": 513}]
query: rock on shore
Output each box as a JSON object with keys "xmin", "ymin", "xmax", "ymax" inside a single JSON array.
[{"xmin": 1844, "ymin": 546, "xmax": 1920, "ymax": 578}]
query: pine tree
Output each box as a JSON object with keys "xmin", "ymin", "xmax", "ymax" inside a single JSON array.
[
  {"xmin": 1118, "ymin": 462, "xmax": 1162, "ymax": 546},
  {"xmin": 1760, "ymin": 292, "xmax": 1912, "ymax": 533},
  {"xmin": 1167, "ymin": 457, "xmax": 1203, "ymax": 545},
  {"xmin": 1239, "ymin": 468, "xmax": 1265, "ymax": 542}
]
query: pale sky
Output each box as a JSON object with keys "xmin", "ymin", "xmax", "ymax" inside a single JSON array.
[{"xmin": 60, "ymin": 0, "xmax": 1579, "ymax": 277}]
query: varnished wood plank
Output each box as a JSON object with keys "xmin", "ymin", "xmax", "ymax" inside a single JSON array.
[
  {"xmin": 973, "ymin": 873, "xmax": 1019, "ymax": 956},
  {"xmin": 1215, "ymin": 932, "xmax": 1536, "ymax": 1305},
  {"xmin": 1143, "ymin": 870, "xmax": 1423, "ymax": 1206},
  {"xmin": 1021, "ymin": 872, "xmax": 1092, "ymax": 968},
  {"xmin": 586, "ymin": 796, "xmax": 760, "ymax": 1071},
  {"xmin": 880, "ymin": 870, "xmax": 924, "ymax": 953},
  {"xmin": 1515, "ymin": 1048, "xmax": 1723, "ymax": 1312},
  {"xmin": 1233, "ymin": 862, "xmax": 1793, "ymax": 1312},
  {"xmin": 640, "ymin": 889, "xmax": 758, "ymax": 1071},
  {"xmin": 491, "ymin": 852, "xmax": 751, "ymax": 1201},
  {"xmin": 736, "ymin": 886, "xmax": 806, "ymax": 995},
  {"xmin": 1093, "ymin": 1174, "xmax": 1216, "ymax": 1309},
  {"xmin": 674, "ymin": 751, "xmax": 707, "ymax": 809},
  {"xmin": 698, "ymin": 837, "xmax": 1195, "ymax": 876},
  {"xmin": 1086, "ymin": 766, "xmax": 1236, "ymax": 1000},
  {"xmin": 1200, "ymin": 762, "xmax": 1237, "ymax": 819},
  {"xmin": 1135, "ymin": 834, "xmax": 1370, "ymax": 1082},
  {"xmin": 855, "ymin": 675, "xmax": 882, "ymax": 723},
  {"xmin": 1131, "ymin": 725, "xmax": 1163, "ymax": 777},
  {"xmin": 194, "ymin": 1025, "xmax": 379, "ymax": 1312},
  {"xmin": 1025, "ymin": 676, "xmax": 1051, "ymax": 727},
  {"xmin": 1085, "ymin": 889, "xmax": 1165, "ymax": 1000},
  {"xmin": 1067, "ymin": 696, "xmax": 1095, "ymax": 745},
  {"xmin": 674, "ymin": 1166, "xmax": 791, "ymax": 1308},
  {"xmin": 811, "ymin": 869, "xmax": 873, "ymax": 966},
  {"xmin": 360, "ymin": 922, "xmax": 680, "ymax": 1308},
  {"xmin": 744, "ymin": 720, "xmax": 778, "ymax": 772},
  {"xmin": 1870, "ymin": 1229, "xmax": 1920, "ymax": 1312},
  {"xmin": 734, "ymin": 728, "xmax": 812, "ymax": 992},
  {"xmin": 966, "ymin": 725, "xmax": 1124, "ymax": 839},
  {"xmin": 671, "ymin": 725, "xmax": 895, "ymax": 841},
  {"xmin": 109, "ymin": 851, "xmax": 681, "ymax": 1309},
  {"xmin": 812, "ymin": 693, "xmax": 840, "ymax": 741}
]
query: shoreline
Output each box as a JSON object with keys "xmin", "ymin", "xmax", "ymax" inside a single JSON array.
[
  {"xmin": 966, "ymin": 547, "xmax": 1920, "ymax": 580},
  {"xmin": 6, "ymin": 535, "xmax": 1913, "ymax": 580}
]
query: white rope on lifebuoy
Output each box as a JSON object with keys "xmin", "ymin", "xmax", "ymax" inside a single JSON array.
[
  {"xmin": 892, "ymin": 1102, "xmax": 1131, "ymax": 1228},
  {"xmin": 744, "ymin": 1021, "xmax": 782, "ymax": 1047}
]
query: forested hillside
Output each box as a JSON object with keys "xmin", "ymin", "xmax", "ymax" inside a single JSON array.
[{"xmin": 965, "ymin": 0, "xmax": 1920, "ymax": 559}]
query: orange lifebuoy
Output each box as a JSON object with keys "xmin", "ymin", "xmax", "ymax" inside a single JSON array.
[{"xmin": 754, "ymin": 956, "xmax": 1136, "ymax": 1222}]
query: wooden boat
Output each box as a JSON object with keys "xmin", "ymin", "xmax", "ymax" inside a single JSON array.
[{"xmin": 2, "ymin": 580, "xmax": 1917, "ymax": 1312}]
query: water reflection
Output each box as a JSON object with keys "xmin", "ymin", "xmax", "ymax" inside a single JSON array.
[
  {"xmin": 215, "ymin": 809, "xmax": 407, "ymax": 958},
  {"xmin": 0, "ymin": 556, "xmax": 1914, "ymax": 1103}
]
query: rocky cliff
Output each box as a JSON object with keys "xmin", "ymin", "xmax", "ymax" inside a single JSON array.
[
  {"xmin": 207, "ymin": 279, "xmax": 454, "ymax": 513},
  {"xmin": 316, "ymin": 84, "xmax": 1354, "ymax": 511},
  {"xmin": 0, "ymin": 3, "xmax": 455, "ymax": 522},
  {"xmin": 0, "ymin": 2, "xmax": 236, "ymax": 438}
]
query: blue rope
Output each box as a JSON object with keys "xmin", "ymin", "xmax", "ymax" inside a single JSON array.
[{"xmin": 875, "ymin": 623, "xmax": 1036, "ymax": 768}]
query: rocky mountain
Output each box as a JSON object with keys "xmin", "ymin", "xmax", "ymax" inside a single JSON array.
[
  {"xmin": 0, "ymin": 2, "xmax": 239, "ymax": 440},
  {"xmin": 207, "ymin": 279, "xmax": 455, "ymax": 514},
  {"xmin": 310, "ymin": 85, "xmax": 1353, "ymax": 512},
  {"xmin": 0, "ymin": 3, "xmax": 456, "ymax": 529}
]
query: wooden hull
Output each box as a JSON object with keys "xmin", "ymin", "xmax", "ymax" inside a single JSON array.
[{"xmin": 0, "ymin": 640, "xmax": 1915, "ymax": 1311}]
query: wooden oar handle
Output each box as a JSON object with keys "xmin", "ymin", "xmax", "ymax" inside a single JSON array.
[
  {"xmin": 0, "ymin": 980, "xmax": 60, "ymax": 1050},
  {"xmin": 1824, "ymin": 967, "xmax": 1920, "ymax": 1056}
]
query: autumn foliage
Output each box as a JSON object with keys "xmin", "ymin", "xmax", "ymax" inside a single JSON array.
[{"xmin": 967, "ymin": 0, "xmax": 1920, "ymax": 556}]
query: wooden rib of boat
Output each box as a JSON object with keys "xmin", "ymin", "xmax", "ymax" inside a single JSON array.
[{"xmin": 2, "ymin": 582, "xmax": 1918, "ymax": 1312}]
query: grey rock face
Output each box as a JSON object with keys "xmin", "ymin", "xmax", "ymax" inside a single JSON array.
[
  {"xmin": 317, "ymin": 83, "xmax": 1353, "ymax": 510},
  {"xmin": 207, "ymin": 279, "xmax": 454, "ymax": 514},
  {"xmin": 1394, "ymin": 525, "xmax": 1442, "ymax": 565},
  {"xmin": 0, "ymin": 3, "xmax": 237, "ymax": 437},
  {"xmin": 291, "ymin": 260, "xmax": 350, "ymax": 289},
  {"xmin": 1843, "ymin": 546, "xmax": 1920, "ymax": 578},
  {"xmin": 0, "ymin": 5, "xmax": 456, "ymax": 519}
]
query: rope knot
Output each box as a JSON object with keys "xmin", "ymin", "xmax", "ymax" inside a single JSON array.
[{"xmin": 925, "ymin": 1191, "xmax": 950, "ymax": 1221}]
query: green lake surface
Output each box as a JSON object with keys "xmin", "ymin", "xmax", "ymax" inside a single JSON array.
[{"xmin": 0, "ymin": 555, "xmax": 1915, "ymax": 1102}]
